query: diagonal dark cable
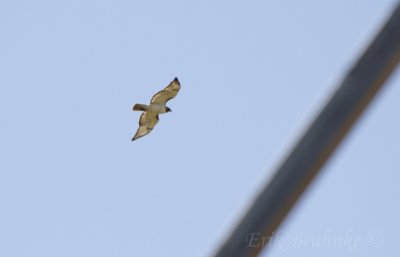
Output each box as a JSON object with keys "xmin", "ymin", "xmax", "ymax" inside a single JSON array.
[{"xmin": 212, "ymin": 2, "xmax": 400, "ymax": 257}]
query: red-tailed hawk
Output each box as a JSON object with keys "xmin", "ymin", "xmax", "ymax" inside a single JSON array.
[{"xmin": 132, "ymin": 77, "xmax": 181, "ymax": 141}]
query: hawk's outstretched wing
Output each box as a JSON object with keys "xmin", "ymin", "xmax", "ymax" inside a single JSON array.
[
  {"xmin": 150, "ymin": 77, "xmax": 181, "ymax": 104},
  {"xmin": 132, "ymin": 111, "xmax": 159, "ymax": 141}
]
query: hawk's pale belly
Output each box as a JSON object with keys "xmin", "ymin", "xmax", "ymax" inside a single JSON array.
[{"xmin": 148, "ymin": 103, "xmax": 168, "ymax": 114}]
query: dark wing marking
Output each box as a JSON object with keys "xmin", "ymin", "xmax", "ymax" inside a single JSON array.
[
  {"xmin": 132, "ymin": 111, "xmax": 159, "ymax": 141},
  {"xmin": 150, "ymin": 77, "xmax": 181, "ymax": 105}
]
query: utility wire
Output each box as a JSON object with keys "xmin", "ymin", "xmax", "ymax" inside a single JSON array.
[{"xmin": 212, "ymin": 2, "xmax": 400, "ymax": 257}]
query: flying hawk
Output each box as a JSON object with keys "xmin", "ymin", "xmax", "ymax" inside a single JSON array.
[{"xmin": 131, "ymin": 77, "xmax": 181, "ymax": 141}]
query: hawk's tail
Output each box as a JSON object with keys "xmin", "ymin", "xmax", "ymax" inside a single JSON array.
[{"xmin": 133, "ymin": 104, "xmax": 148, "ymax": 111}]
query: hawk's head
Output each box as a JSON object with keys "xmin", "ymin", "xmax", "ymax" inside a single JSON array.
[{"xmin": 166, "ymin": 107, "xmax": 172, "ymax": 112}]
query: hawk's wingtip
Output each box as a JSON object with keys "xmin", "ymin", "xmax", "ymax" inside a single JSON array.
[{"xmin": 173, "ymin": 77, "xmax": 179, "ymax": 82}]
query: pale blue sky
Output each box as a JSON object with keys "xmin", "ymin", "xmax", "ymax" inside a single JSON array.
[{"xmin": 0, "ymin": 1, "xmax": 399, "ymax": 257}]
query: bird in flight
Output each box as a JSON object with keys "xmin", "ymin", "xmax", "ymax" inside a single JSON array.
[{"xmin": 131, "ymin": 77, "xmax": 181, "ymax": 141}]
